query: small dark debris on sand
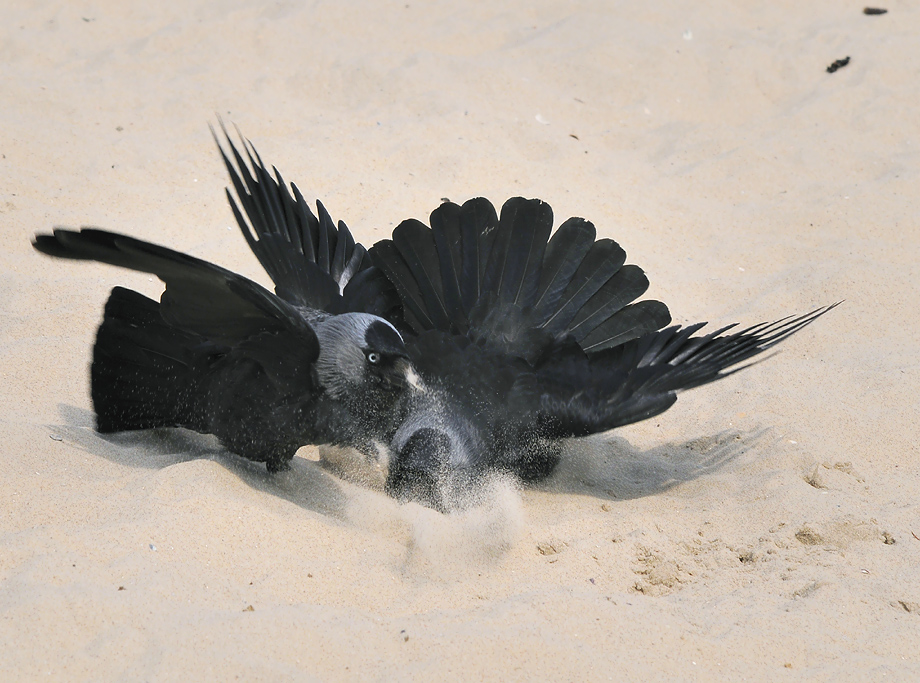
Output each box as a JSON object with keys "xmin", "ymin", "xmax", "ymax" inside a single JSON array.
[
  {"xmin": 827, "ymin": 57, "xmax": 850, "ymax": 74},
  {"xmin": 863, "ymin": 7, "xmax": 887, "ymax": 15}
]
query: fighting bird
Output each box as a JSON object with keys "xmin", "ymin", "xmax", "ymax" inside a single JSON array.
[
  {"xmin": 34, "ymin": 127, "xmax": 834, "ymax": 511},
  {"xmin": 33, "ymin": 138, "xmax": 416, "ymax": 475}
]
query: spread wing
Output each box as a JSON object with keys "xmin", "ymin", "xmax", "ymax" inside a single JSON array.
[
  {"xmin": 213, "ymin": 123, "xmax": 401, "ymax": 322},
  {"xmin": 33, "ymin": 228, "xmax": 331, "ymax": 470},
  {"xmin": 33, "ymin": 228, "xmax": 316, "ymax": 343},
  {"xmin": 520, "ymin": 305, "xmax": 839, "ymax": 438}
]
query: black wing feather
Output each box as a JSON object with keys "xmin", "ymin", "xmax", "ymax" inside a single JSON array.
[
  {"xmin": 213, "ymin": 125, "xmax": 389, "ymax": 315},
  {"xmin": 32, "ymin": 228, "xmax": 315, "ymax": 345},
  {"xmin": 314, "ymin": 199, "xmax": 335, "ymax": 277},
  {"xmin": 215, "ymin": 126, "xmax": 340, "ymax": 308},
  {"xmin": 528, "ymin": 304, "xmax": 837, "ymax": 438},
  {"xmin": 290, "ymin": 184, "xmax": 318, "ymax": 263}
]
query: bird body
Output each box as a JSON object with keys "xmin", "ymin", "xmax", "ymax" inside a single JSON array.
[
  {"xmin": 33, "ymin": 127, "xmax": 835, "ymax": 510},
  {"xmin": 34, "ymin": 188, "xmax": 415, "ymax": 474}
]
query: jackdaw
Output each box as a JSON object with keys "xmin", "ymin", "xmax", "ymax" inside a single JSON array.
[
  {"xmin": 33, "ymin": 128, "xmax": 835, "ymax": 511},
  {"xmin": 364, "ymin": 200, "xmax": 834, "ymax": 509},
  {"xmin": 33, "ymin": 134, "xmax": 417, "ymax": 474}
]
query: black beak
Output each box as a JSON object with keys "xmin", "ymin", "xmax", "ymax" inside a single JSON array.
[{"xmin": 382, "ymin": 357, "xmax": 414, "ymax": 390}]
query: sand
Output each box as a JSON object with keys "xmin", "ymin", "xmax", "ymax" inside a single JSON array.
[{"xmin": 2, "ymin": 0, "xmax": 919, "ymax": 680}]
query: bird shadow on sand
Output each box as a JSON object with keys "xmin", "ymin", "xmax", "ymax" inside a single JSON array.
[
  {"xmin": 51, "ymin": 404, "xmax": 769, "ymax": 516},
  {"xmin": 50, "ymin": 403, "xmax": 349, "ymax": 519},
  {"xmin": 540, "ymin": 428, "xmax": 771, "ymax": 502}
]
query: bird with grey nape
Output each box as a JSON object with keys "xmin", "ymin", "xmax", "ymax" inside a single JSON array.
[
  {"xmin": 33, "ymin": 126, "xmax": 836, "ymax": 512},
  {"xmin": 33, "ymin": 133, "xmax": 418, "ymax": 476}
]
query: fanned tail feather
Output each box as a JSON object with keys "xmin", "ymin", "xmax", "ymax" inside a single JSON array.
[
  {"xmin": 369, "ymin": 195, "xmax": 670, "ymax": 352},
  {"xmin": 533, "ymin": 217, "xmax": 596, "ymax": 322},
  {"xmin": 477, "ymin": 197, "xmax": 553, "ymax": 314},
  {"xmin": 580, "ymin": 300, "xmax": 672, "ymax": 352},
  {"xmin": 459, "ymin": 198, "xmax": 500, "ymax": 316},
  {"xmin": 369, "ymin": 238, "xmax": 435, "ymax": 332},
  {"xmin": 566, "ymin": 264, "xmax": 650, "ymax": 339},
  {"xmin": 392, "ymin": 218, "xmax": 452, "ymax": 330},
  {"xmin": 538, "ymin": 238, "xmax": 628, "ymax": 336},
  {"xmin": 91, "ymin": 287, "xmax": 213, "ymax": 433},
  {"xmin": 429, "ymin": 201, "xmax": 468, "ymax": 332}
]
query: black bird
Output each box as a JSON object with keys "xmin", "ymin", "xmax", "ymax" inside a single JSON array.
[
  {"xmin": 33, "ymin": 133, "xmax": 416, "ymax": 474},
  {"xmin": 364, "ymin": 202, "xmax": 833, "ymax": 509},
  {"xmin": 34, "ymin": 128, "xmax": 835, "ymax": 511}
]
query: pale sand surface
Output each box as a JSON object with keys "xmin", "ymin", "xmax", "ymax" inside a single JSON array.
[{"xmin": 3, "ymin": 1, "xmax": 920, "ymax": 680}]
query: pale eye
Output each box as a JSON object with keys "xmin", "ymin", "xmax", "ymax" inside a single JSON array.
[{"xmin": 367, "ymin": 352, "xmax": 381, "ymax": 365}]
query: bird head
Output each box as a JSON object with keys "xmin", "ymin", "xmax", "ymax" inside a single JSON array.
[
  {"xmin": 314, "ymin": 313, "xmax": 415, "ymax": 403},
  {"xmin": 384, "ymin": 386, "xmax": 486, "ymax": 511}
]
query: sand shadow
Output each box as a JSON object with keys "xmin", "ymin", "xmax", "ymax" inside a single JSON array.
[
  {"xmin": 51, "ymin": 405, "xmax": 768, "ymax": 516},
  {"xmin": 49, "ymin": 404, "xmax": 349, "ymax": 519},
  {"xmin": 542, "ymin": 428, "xmax": 770, "ymax": 501}
]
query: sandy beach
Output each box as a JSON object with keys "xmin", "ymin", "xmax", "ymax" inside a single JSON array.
[{"xmin": 3, "ymin": 0, "xmax": 919, "ymax": 679}]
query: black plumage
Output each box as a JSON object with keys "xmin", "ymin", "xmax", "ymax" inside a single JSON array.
[
  {"xmin": 33, "ymin": 139, "xmax": 414, "ymax": 473},
  {"xmin": 34, "ymin": 128, "xmax": 835, "ymax": 511}
]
